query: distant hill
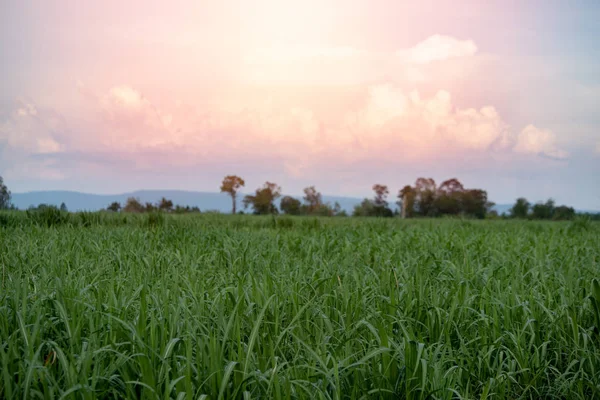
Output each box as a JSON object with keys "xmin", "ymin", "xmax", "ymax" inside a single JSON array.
[
  {"xmin": 11, "ymin": 190, "xmax": 366, "ymax": 214},
  {"xmin": 12, "ymin": 190, "xmax": 593, "ymax": 215}
]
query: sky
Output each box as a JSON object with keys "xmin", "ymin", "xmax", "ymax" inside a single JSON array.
[{"xmin": 1, "ymin": 0, "xmax": 599, "ymax": 209}]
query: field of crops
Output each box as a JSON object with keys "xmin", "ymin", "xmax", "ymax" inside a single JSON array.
[{"xmin": 1, "ymin": 212, "xmax": 599, "ymax": 399}]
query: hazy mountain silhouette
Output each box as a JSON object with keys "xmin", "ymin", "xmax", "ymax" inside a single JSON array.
[
  {"xmin": 10, "ymin": 190, "xmax": 536, "ymax": 215},
  {"xmin": 11, "ymin": 190, "xmax": 364, "ymax": 214}
]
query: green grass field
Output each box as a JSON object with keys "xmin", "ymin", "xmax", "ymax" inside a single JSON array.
[{"xmin": 1, "ymin": 213, "xmax": 599, "ymax": 399}]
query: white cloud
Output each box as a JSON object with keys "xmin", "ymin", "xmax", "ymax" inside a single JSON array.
[
  {"xmin": 595, "ymin": 141, "xmax": 600, "ymax": 155},
  {"xmin": 1, "ymin": 82, "xmax": 572, "ymax": 184},
  {"xmin": 106, "ymin": 86, "xmax": 148, "ymax": 110},
  {"xmin": 243, "ymin": 35, "xmax": 480, "ymax": 85},
  {"xmin": 514, "ymin": 124, "xmax": 569, "ymax": 159},
  {"xmin": 0, "ymin": 101, "xmax": 63, "ymax": 155},
  {"xmin": 398, "ymin": 34, "xmax": 478, "ymax": 64},
  {"xmin": 350, "ymin": 85, "xmax": 510, "ymax": 153}
]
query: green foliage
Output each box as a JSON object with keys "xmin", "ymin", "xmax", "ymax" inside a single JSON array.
[
  {"xmin": 511, "ymin": 197, "xmax": 577, "ymax": 221},
  {"xmin": 352, "ymin": 199, "xmax": 393, "ymax": 217},
  {"xmin": 107, "ymin": 201, "xmax": 121, "ymax": 212},
  {"xmin": 510, "ymin": 197, "xmax": 531, "ymax": 218},
  {"xmin": 158, "ymin": 197, "xmax": 174, "ymax": 212},
  {"xmin": 123, "ymin": 197, "xmax": 145, "ymax": 213},
  {"xmin": 532, "ymin": 198, "xmax": 556, "ymax": 219},
  {"xmin": 0, "ymin": 175, "xmax": 11, "ymax": 210},
  {"xmin": 280, "ymin": 195, "xmax": 302, "ymax": 215},
  {"xmin": 1, "ymin": 216, "xmax": 599, "ymax": 398},
  {"xmin": 281, "ymin": 188, "xmax": 343, "ymax": 217},
  {"xmin": 25, "ymin": 205, "xmax": 71, "ymax": 227},
  {"xmin": 399, "ymin": 178, "xmax": 490, "ymax": 219},
  {"xmin": 243, "ymin": 182, "xmax": 281, "ymax": 215},
  {"xmin": 220, "ymin": 175, "xmax": 245, "ymax": 214},
  {"xmin": 274, "ymin": 215, "xmax": 295, "ymax": 229},
  {"xmin": 554, "ymin": 205, "xmax": 576, "ymax": 220},
  {"xmin": 145, "ymin": 210, "xmax": 165, "ymax": 227}
]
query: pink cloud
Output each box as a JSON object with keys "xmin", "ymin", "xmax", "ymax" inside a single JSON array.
[
  {"xmin": 0, "ymin": 100, "xmax": 63, "ymax": 155},
  {"xmin": 242, "ymin": 34, "xmax": 482, "ymax": 86},
  {"xmin": 4, "ymin": 82, "xmax": 570, "ymax": 183},
  {"xmin": 398, "ymin": 34, "xmax": 478, "ymax": 64},
  {"xmin": 514, "ymin": 124, "xmax": 569, "ymax": 159}
]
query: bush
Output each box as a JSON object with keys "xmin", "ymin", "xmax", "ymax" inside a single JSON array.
[
  {"xmin": 0, "ymin": 212, "xmax": 22, "ymax": 228},
  {"xmin": 145, "ymin": 211, "xmax": 165, "ymax": 228},
  {"xmin": 275, "ymin": 216, "xmax": 295, "ymax": 229},
  {"xmin": 77, "ymin": 211, "xmax": 103, "ymax": 227},
  {"xmin": 26, "ymin": 207, "xmax": 70, "ymax": 227}
]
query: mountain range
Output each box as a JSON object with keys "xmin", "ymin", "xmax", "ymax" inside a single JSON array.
[{"xmin": 10, "ymin": 190, "xmax": 520, "ymax": 215}]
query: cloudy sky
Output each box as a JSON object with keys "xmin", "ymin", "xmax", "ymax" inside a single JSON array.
[{"xmin": 1, "ymin": 0, "xmax": 599, "ymax": 208}]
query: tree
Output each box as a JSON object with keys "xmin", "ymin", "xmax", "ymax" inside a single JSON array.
[
  {"xmin": 414, "ymin": 178, "xmax": 437, "ymax": 217},
  {"xmin": 0, "ymin": 175, "xmax": 11, "ymax": 210},
  {"xmin": 107, "ymin": 202, "xmax": 121, "ymax": 212},
  {"xmin": 553, "ymin": 205, "xmax": 575, "ymax": 220},
  {"xmin": 436, "ymin": 178, "xmax": 464, "ymax": 216},
  {"xmin": 123, "ymin": 197, "xmax": 145, "ymax": 213},
  {"xmin": 243, "ymin": 182, "xmax": 281, "ymax": 215},
  {"xmin": 60, "ymin": 202, "xmax": 68, "ymax": 212},
  {"xmin": 398, "ymin": 185, "xmax": 416, "ymax": 218},
  {"xmin": 510, "ymin": 198, "xmax": 530, "ymax": 219},
  {"xmin": 438, "ymin": 178, "xmax": 465, "ymax": 194},
  {"xmin": 158, "ymin": 197, "xmax": 174, "ymax": 212},
  {"xmin": 371, "ymin": 184, "xmax": 393, "ymax": 217},
  {"xmin": 332, "ymin": 202, "xmax": 345, "ymax": 217},
  {"xmin": 531, "ymin": 199, "xmax": 555, "ymax": 220},
  {"xmin": 460, "ymin": 189, "xmax": 489, "ymax": 219},
  {"xmin": 280, "ymin": 196, "xmax": 302, "ymax": 215},
  {"xmin": 352, "ymin": 199, "xmax": 376, "ymax": 217},
  {"xmin": 372, "ymin": 184, "xmax": 389, "ymax": 207},
  {"xmin": 415, "ymin": 178, "xmax": 437, "ymax": 216},
  {"xmin": 220, "ymin": 175, "xmax": 245, "ymax": 214},
  {"xmin": 303, "ymin": 186, "xmax": 322, "ymax": 213}
]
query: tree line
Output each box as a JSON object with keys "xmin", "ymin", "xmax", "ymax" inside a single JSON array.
[
  {"xmin": 0, "ymin": 174, "xmax": 597, "ymax": 220},
  {"xmin": 508, "ymin": 198, "xmax": 578, "ymax": 220},
  {"xmin": 106, "ymin": 198, "xmax": 201, "ymax": 214},
  {"xmin": 223, "ymin": 176, "xmax": 494, "ymax": 219}
]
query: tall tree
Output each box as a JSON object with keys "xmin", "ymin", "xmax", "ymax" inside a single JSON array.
[
  {"xmin": 303, "ymin": 186, "xmax": 322, "ymax": 213},
  {"xmin": 123, "ymin": 197, "xmax": 145, "ymax": 213},
  {"xmin": 332, "ymin": 202, "xmax": 345, "ymax": 216},
  {"xmin": 436, "ymin": 178, "xmax": 464, "ymax": 216},
  {"xmin": 510, "ymin": 198, "xmax": 530, "ymax": 219},
  {"xmin": 398, "ymin": 185, "xmax": 415, "ymax": 218},
  {"xmin": 158, "ymin": 197, "xmax": 174, "ymax": 212},
  {"xmin": 352, "ymin": 199, "xmax": 376, "ymax": 217},
  {"xmin": 0, "ymin": 175, "xmax": 11, "ymax": 210},
  {"xmin": 553, "ymin": 205, "xmax": 575, "ymax": 220},
  {"xmin": 438, "ymin": 178, "xmax": 464, "ymax": 194},
  {"xmin": 243, "ymin": 182, "xmax": 281, "ymax": 215},
  {"xmin": 60, "ymin": 202, "xmax": 68, "ymax": 212},
  {"xmin": 414, "ymin": 178, "xmax": 437, "ymax": 217},
  {"xmin": 220, "ymin": 175, "xmax": 245, "ymax": 214},
  {"xmin": 531, "ymin": 199, "xmax": 555, "ymax": 220},
  {"xmin": 107, "ymin": 202, "xmax": 121, "ymax": 212},
  {"xmin": 280, "ymin": 196, "xmax": 302, "ymax": 215},
  {"xmin": 371, "ymin": 184, "xmax": 393, "ymax": 217},
  {"xmin": 460, "ymin": 189, "xmax": 489, "ymax": 219},
  {"xmin": 372, "ymin": 184, "xmax": 389, "ymax": 207}
]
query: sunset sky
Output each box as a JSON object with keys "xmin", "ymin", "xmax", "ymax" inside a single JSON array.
[{"xmin": 1, "ymin": 0, "xmax": 599, "ymax": 208}]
